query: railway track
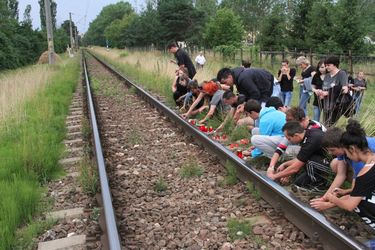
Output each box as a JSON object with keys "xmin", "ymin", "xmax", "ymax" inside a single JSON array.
[{"xmin": 82, "ymin": 50, "xmax": 370, "ymax": 249}]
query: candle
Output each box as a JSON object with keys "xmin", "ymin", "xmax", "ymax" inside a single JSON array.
[{"xmin": 236, "ymin": 150, "xmax": 243, "ymax": 159}]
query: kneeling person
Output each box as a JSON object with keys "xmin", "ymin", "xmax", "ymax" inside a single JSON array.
[{"xmin": 267, "ymin": 121, "xmax": 331, "ymax": 190}]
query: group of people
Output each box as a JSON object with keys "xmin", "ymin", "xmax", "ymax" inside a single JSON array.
[
  {"xmin": 276, "ymin": 56, "xmax": 367, "ymax": 125},
  {"xmin": 167, "ymin": 43, "xmax": 374, "ymax": 232}
]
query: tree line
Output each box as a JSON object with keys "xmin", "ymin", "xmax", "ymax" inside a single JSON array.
[
  {"xmin": 0, "ymin": 0, "xmax": 78, "ymax": 70},
  {"xmin": 83, "ymin": 0, "xmax": 374, "ymax": 56}
]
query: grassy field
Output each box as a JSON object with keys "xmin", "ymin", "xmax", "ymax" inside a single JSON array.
[
  {"xmin": 92, "ymin": 47, "xmax": 375, "ymax": 134},
  {"xmin": 0, "ymin": 65, "xmax": 53, "ymax": 123},
  {"xmin": 0, "ymin": 57, "xmax": 80, "ymax": 249}
]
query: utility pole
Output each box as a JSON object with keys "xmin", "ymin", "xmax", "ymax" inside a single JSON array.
[
  {"xmin": 74, "ymin": 26, "xmax": 79, "ymax": 51},
  {"xmin": 44, "ymin": 0, "xmax": 55, "ymax": 64},
  {"xmin": 69, "ymin": 12, "xmax": 75, "ymax": 52}
]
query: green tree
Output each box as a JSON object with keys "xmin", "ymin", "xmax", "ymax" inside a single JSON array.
[
  {"xmin": 257, "ymin": 3, "xmax": 287, "ymax": 51},
  {"xmin": 194, "ymin": 0, "xmax": 217, "ymax": 19},
  {"xmin": 156, "ymin": 0, "xmax": 205, "ymax": 46},
  {"xmin": 22, "ymin": 4, "xmax": 32, "ymax": 27},
  {"xmin": 83, "ymin": 2, "xmax": 134, "ymax": 46},
  {"xmin": 53, "ymin": 27, "xmax": 70, "ymax": 53},
  {"xmin": 220, "ymin": 0, "xmax": 276, "ymax": 43},
  {"xmin": 0, "ymin": 1, "xmax": 46, "ymax": 70},
  {"xmin": 363, "ymin": 0, "xmax": 375, "ymax": 39},
  {"xmin": 104, "ymin": 13, "xmax": 137, "ymax": 48},
  {"xmin": 203, "ymin": 8, "xmax": 244, "ymax": 56},
  {"xmin": 38, "ymin": 0, "xmax": 57, "ymax": 30},
  {"xmin": 305, "ymin": 0, "xmax": 339, "ymax": 53},
  {"xmin": 285, "ymin": 0, "xmax": 315, "ymax": 50},
  {"xmin": 332, "ymin": 0, "xmax": 372, "ymax": 54},
  {"xmin": 7, "ymin": 0, "xmax": 19, "ymax": 20}
]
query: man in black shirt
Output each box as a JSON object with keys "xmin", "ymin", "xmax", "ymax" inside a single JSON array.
[
  {"xmin": 168, "ymin": 42, "xmax": 196, "ymax": 79},
  {"xmin": 216, "ymin": 67, "xmax": 273, "ymax": 104},
  {"xmin": 267, "ymin": 121, "xmax": 331, "ymax": 190}
]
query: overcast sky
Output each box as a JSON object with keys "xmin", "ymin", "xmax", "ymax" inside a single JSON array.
[{"xmin": 17, "ymin": 0, "xmax": 146, "ymax": 34}]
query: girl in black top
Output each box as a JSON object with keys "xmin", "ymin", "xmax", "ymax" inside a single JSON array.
[
  {"xmin": 277, "ymin": 60, "xmax": 296, "ymax": 107},
  {"xmin": 172, "ymin": 68, "xmax": 189, "ymax": 106},
  {"xmin": 311, "ymin": 60, "xmax": 327, "ymax": 122},
  {"xmin": 325, "ymin": 119, "xmax": 375, "ymax": 231}
]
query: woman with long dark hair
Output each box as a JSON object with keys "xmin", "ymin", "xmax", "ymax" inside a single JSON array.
[
  {"xmin": 321, "ymin": 56, "xmax": 349, "ymax": 126},
  {"xmin": 324, "ymin": 120, "xmax": 375, "ymax": 231},
  {"xmin": 311, "ymin": 60, "xmax": 327, "ymax": 122}
]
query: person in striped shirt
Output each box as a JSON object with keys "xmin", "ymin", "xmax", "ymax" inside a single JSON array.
[{"xmin": 267, "ymin": 107, "xmax": 326, "ymax": 171}]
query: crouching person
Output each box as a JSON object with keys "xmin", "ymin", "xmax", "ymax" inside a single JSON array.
[
  {"xmin": 267, "ymin": 121, "xmax": 331, "ymax": 191},
  {"xmin": 312, "ymin": 120, "xmax": 375, "ymax": 231},
  {"xmin": 246, "ymin": 97, "xmax": 287, "ymax": 158}
]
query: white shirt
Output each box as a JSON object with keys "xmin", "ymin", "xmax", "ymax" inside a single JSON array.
[{"xmin": 195, "ymin": 55, "xmax": 206, "ymax": 65}]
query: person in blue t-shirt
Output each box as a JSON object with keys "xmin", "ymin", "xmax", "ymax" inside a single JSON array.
[
  {"xmin": 310, "ymin": 126, "xmax": 375, "ymax": 211},
  {"xmin": 243, "ymin": 97, "xmax": 287, "ymax": 158}
]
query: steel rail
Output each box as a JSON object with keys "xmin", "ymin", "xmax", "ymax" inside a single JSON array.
[
  {"xmin": 82, "ymin": 53, "xmax": 122, "ymax": 250},
  {"xmin": 86, "ymin": 50, "xmax": 369, "ymax": 250}
]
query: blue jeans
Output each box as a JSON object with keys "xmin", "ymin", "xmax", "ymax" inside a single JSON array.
[
  {"xmin": 354, "ymin": 94, "xmax": 363, "ymax": 115},
  {"xmin": 280, "ymin": 91, "xmax": 292, "ymax": 107},
  {"xmin": 313, "ymin": 105, "xmax": 321, "ymax": 122},
  {"xmin": 299, "ymin": 92, "xmax": 311, "ymax": 115},
  {"xmin": 183, "ymin": 92, "xmax": 193, "ymax": 106}
]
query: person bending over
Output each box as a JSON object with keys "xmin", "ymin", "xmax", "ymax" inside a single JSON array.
[{"xmin": 312, "ymin": 120, "xmax": 375, "ymax": 231}]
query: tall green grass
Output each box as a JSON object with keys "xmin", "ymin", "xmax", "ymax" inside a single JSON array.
[
  {"xmin": 0, "ymin": 58, "xmax": 79, "ymax": 249},
  {"xmin": 89, "ymin": 52, "xmax": 175, "ymax": 105}
]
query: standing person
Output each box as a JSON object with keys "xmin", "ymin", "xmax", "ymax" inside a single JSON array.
[
  {"xmin": 241, "ymin": 60, "xmax": 251, "ymax": 68},
  {"xmin": 321, "ymin": 56, "xmax": 349, "ymax": 126},
  {"xmin": 313, "ymin": 120, "xmax": 375, "ymax": 231},
  {"xmin": 216, "ymin": 67, "xmax": 274, "ymax": 104},
  {"xmin": 277, "ymin": 59, "xmax": 296, "ymax": 107},
  {"xmin": 350, "ymin": 71, "xmax": 367, "ymax": 115},
  {"xmin": 296, "ymin": 56, "xmax": 315, "ymax": 115},
  {"xmin": 167, "ymin": 42, "xmax": 196, "ymax": 79},
  {"xmin": 194, "ymin": 51, "xmax": 206, "ymax": 69},
  {"xmin": 311, "ymin": 60, "xmax": 327, "ymax": 122}
]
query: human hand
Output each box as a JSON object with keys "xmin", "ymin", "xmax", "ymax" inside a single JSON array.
[
  {"xmin": 310, "ymin": 199, "xmax": 332, "ymax": 211},
  {"xmin": 332, "ymin": 187, "xmax": 346, "ymax": 196},
  {"xmin": 267, "ymin": 167, "xmax": 275, "ymax": 180},
  {"xmin": 276, "ymin": 164, "xmax": 286, "ymax": 172},
  {"xmin": 198, "ymin": 119, "xmax": 206, "ymax": 124},
  {"xmin": 321, "ymin": 90, "xmax": 329, "ymax": 97},
  {"xmin": 342, "ymin": 85, "xmax": 349, "ymax": 94},
  {"xmin": 181, "ymin": 113, "xmax": 188, "ymax": 119},
  {"xmin": 280, "ymin": 176, "xmax": 290, "ymax": 185},
  {"xmin": 198, "ymin": 106, "xmax": 208, "ymax": 112},
  {"xmin": 326, "ymin": 192, "xmax": 336, "ymax": 202}
]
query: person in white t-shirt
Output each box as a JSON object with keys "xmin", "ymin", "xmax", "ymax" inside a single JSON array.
[{"xmin": 195, "ymin": 51, "xmax": 206, "ymax": 69}]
